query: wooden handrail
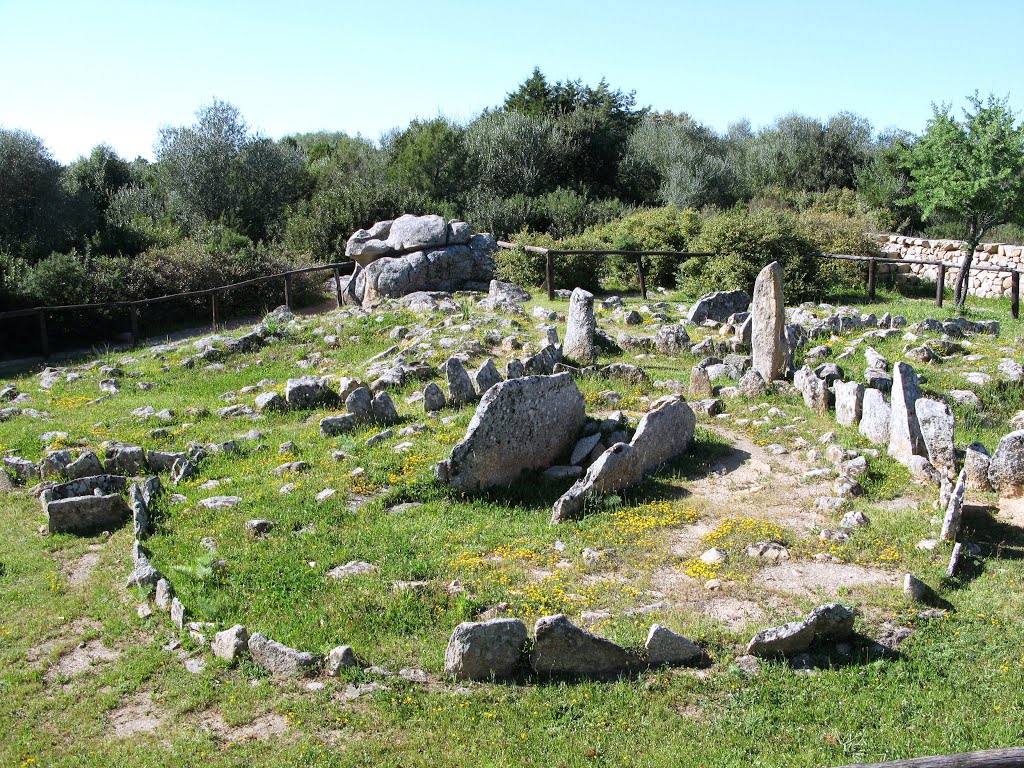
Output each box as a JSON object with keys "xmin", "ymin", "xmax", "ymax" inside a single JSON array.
[{"xmin": 831, "ymin": 745, "xmax": 1024, "ymax": 767}]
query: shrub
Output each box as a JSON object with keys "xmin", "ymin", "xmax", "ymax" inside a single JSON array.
[
  {"xmin": 680, "ymin": 207, "xmax": 823, "ymax": 300},
  {"xmin": 494, "ymin": 230, "xmax": 605, "ymax": 292}
]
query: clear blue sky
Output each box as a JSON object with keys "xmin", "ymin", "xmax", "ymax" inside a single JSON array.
[{"xmin": 2, "ymin": 0, "xmax": 1022, "ymax": 164}]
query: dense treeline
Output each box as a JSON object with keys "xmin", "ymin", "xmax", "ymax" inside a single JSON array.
[{"xmin": 2, "ymin": 69, "xmax": 1024, "ymax": 325}]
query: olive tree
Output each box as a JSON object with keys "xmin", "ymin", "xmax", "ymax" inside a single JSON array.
[{"xmin": 905, "ymin": 93, "xmax": 1024, "ymax": 307}]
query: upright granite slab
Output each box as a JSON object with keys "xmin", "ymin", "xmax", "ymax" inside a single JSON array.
[{"xmin": 750, "ymin": 261, "xmax": 788, "ymax": 383}]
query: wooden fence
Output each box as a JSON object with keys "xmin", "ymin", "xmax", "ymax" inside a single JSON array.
[
  {"xmin": 0, "ymin": 261, "xmax": 354, "ymax": 361},
  {"xmin": 496, "ymin": 241, "xmax": 1023, "ymax": 318},
  {"xmin": 4, "ymin": 243, "xmax": 1023, "ymax": 362}
]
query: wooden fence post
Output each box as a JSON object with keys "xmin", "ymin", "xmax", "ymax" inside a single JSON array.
[
  {"xmin": 1013, "ymin": 271, "xmax": 1020, "ymax": 320},
  {"xmin": 129, "ymin": 305, "xmax": 140, "ymax": 346},
  {"xmin": 936, "ymin": 264, "xmax": 946, "ymax": 307},
  {"xmin": 867, "ymin": 257, "xmax": 877, "ymax": 302},
  {"xmin": 635, "ymin": 255, "xmax": 647, "ymax": 300},
  {"xmin": 333, "ymin": 266, "xmax": 343, "ymax": 307},
  {"xmin": 210, "ymin": 294, "xmax": 217, "ymax": 329},
  {"xmin": 38, "ymin": 309, "xmax": 49, "ymax": 360},
  {"xmin": 545, "ymin": 252, "xmax": 555, "ymax": 301},
  {"xmin": 284, "ymin": 274, "xmax": 292, "ymax": 309}
]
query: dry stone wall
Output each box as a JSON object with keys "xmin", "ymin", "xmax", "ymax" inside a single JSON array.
[{"xmin": 874, "ymin": 234, "xmax": 1022, "ymax": 299}]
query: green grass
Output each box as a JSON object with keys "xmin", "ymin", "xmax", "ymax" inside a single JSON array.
[{"xmin": 1, "ymin": 288, "xmax": 1023, "ymax": 766}]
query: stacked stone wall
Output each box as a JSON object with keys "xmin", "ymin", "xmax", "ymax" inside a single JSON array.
[{"xmin": 872, "ymin": 234, "xmax": 1022, "ymax": 299}]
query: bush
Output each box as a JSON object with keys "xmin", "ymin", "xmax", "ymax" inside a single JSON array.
[
  {"xmin": 494, "ymin": 230, "xmax": 605, "ymax": 292},
  {"xmin": 680, "ymin": 207, "xmax": 824, "ymax": 300}
]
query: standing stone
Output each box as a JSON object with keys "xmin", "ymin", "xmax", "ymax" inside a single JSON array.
[
  {"xmin": 888, "ymin": 362, "xmax": 926, "ymax": 465},
  {"xmin": 371, "ymin": 392, "xmax": 399, "ymax": 425},
  {"xmin": 155, "ymin": 578, "xmax": 173, "ymax": 610},
  {"xmin": 964, "ymin": 442, "xmax": 992, "ymax": 492},
  {"xmin": 629, "ymin": 396, "xmax": 696, "ymax": 474},
  {"xmin": 988, "ymin": 430, "xmax": 1024, "ymax": 499},
  {"xmin": 437, "ymin": 373, "xmax": 586, "ymax": 490},
  {"xmin": 915, "ymin": 398, "xmax": 956, "ymax": 480},
  {"xmin": 506, "ymin": 360, "xmax": 525, "ymax": 379},
  {"xmin": 345, "ymin": 387, "xmax": 374, "ymax": 419},
  {"xmin": 834, "ymin": 381, "xmax": 865, "ymax": 427},
  {"xmin": 859, "ymin": 388, "xmax": 891, "ymax": 445},
  {"xmin": 474, "ymin": 359, "xmax": 503, "ymax": 395},
  {"xmin": 563, "ymin": 288, "xmax": 597, "ymax": 364},
  {"xmin": 552, "ymin": 442, "xmax": 644, "ymax": 523},
  {"xmin": 212, "ymin": 625, "xmax": 249, "ymax": 663},
  {"xmin": 689, "ymin": 365, "xmax": 712, "ymax": 399},
  {"xmin": 797, "ymin": 367, "xmax": 830, "ymax": 415},
  {"xmin": 530, "ymin": 614, "xmax": 630, "ymax": 678},
  {"xmin": 130, "ymin": 483, "xmax": 149, "ymax": 539},
  {"xmin": 940, "ymin": 468, "xmax": 967, "ymax": 542},
  {"xmin": 645, "ymin": 625, "xmax": 702, "ymax": 666},
  {"xmin": 750, "ymin": 262, "xmax": 787, "ymax": 383},
  {"xmin": 444, "ymin": 357, "xmax": 476, "ymax": 406},
  {"xmin": 738, "ymin": 370, "xmax": 767, "ymax": 397},
  {"xmin": 444, "ymin": 618, "xmax": 528, "ymax": 681},
  {"xmin": 423, "ymin": 382, "xmax": 446, "ymax": 412}
]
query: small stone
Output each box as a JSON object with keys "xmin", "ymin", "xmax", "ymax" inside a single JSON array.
[
  {"xmin": 325, "ymin": 645, "xmax": 358, "ymax": 675},
  {"xmin": 644, "ymin": 624, "xmax": 702, "ymax": 666},
  {"xmin": 212, "ymin": 625, "xmax": 249, "ymax": 662}
]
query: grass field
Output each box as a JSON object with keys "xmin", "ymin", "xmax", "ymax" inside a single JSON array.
[{"xmin": 1, "ymin": 285, "xmax": 1023, "ymax": 767}]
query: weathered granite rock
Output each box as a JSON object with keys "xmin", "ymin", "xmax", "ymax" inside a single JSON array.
[
  {"xmin": 423, "ymin": 382, "xmax": 446, "ymax": 412},
  {"xmin": 325, "ymin": 645, "xmax": 358, "ymax": 675},
  {"xmin": 888, "ymin": 362, "xmax": 926, "ymax": 465},
  {"xmin": 371, "ymin": 392, "xmax": 399, "ymax": 425},
  {"xmin": 551, "ymin": 442, "xmax": 643, "ymax": 523},
  {"xmin": 746, "ymin": 620, "xmax": 816, "ymax": 657},
  {"xmin": 155, "ymin": 578, "xmax": 173, "ymax": 610},
  {"xmin": 321, "ymin": 413, "xmax": 359, "ymax": 437},
  {"xmin": 3, "ymin": 456, "xmax": 37, "ymax": 483},
  {"xmin": 444, "ymin": 618, "xmax": 528, "ymax": 681},
  {"xmin": 39, "ymin": 450, "xmax": 73, "ymax": 480},
  {"xmin": 738, "ymin": 369, "xmax": 768, "ymax": 397},
  {"xmin": 48, "ymin": 493, "xmax": 131, "ymax": 535},
  {"xmin": 644, "ymin": 624, "xmax": 702, "ymax": 666},
  {"xmin": 64, "ymin": 451, "xmax": 104, "ymax": 480},
  {"xmin": 105, "ymin": 444, "xmax": 146, "ymax": 475},
  {"xmin": 356, "ymin": 239, "xmax": 496, "ymax": 305},
  {"xmin": 797, "ymin": 367, "xmax": 830, "ymax": 415},
  {"xmin": 212, "ymin": 625, "xmax": 249, "ymax": 663},
  {"xmin": 989, "ymin": 430, "xmax": 1024, "ymax": 498},
  {"xmin": 437, "ymin": 373, "xmax": 586, "ymax": 491},
  {"xmin": 488, "ymin": 279, "xmax": 531, "ymax": 303},
  {"xmin": 42, "ymin": 474, "xmax": 128, "ymax": 504},
  {"xmin": 859, "ymin": 388, "xmax": 891, "ymax": 445},
  {"xmin": 563, "ymin": 288, "xmax": 597, "ymax": 364},
  {"xmin": 915, "ymin": 398, "xmax": 956, "ymax": 479},
  {"xmin": 750, "ymin": 262, "xmax": 787, "ymax": 382},
  {"xmin": 531, "ymin": 614, "xmax": 630, "ymax": 678},
  {"xmin": 964, "ymin": 442, "xmax": 992, "ymax": 492},
  {"xmin": 689, "ymin": 365, "xmax": 712, "ymax": 399},
  {"xmin": 629, "ymin": 395, "xmax": 696, "ymax": 474},
  {"xmin": 474, "ymin": 359, "xmax": 503, "ymax": 396},
  {"xmin": 525, "ymin": 344, "xmax": 561, "ymax": 375},
  {"xmin": 444, "ymin": 357, "xmax": 476, "ymax": 407},
  {"xmin": 687, "ymin": 290, "xmax": 750, "ymax": 324},
  {"xmin": 285, "ymin": 376, "xmax": 336, "ymax": 409},
  {"xmin": 654, "ymin": 325, "xmax": 690, "ymax": 354},
  {"xmin": 834, "ymin": 380, "xmax": 865, "ymax": 427},
  {"xmin": 940, "ymin": 468, "xmax": 967, "ymax": 542},
  {"xmin": 130, "ymin": 483, "xmax": 149, "ymax": 538},
  {"xmin": 903, "ymin": 573, "xmax": 934, "ymax": 603},
  {"xmin": 908, "ymin": 455, "xmax": 942, "ymax": 486},
  {"xmin": 146, "ymin": 450, "xmax": 185, "ymax": 473},
  {"xmin": 248, "ymin": 632, "xmax": 319, "ymax": 677},
  {"xmin": 344, "ymin": 386, "xmax": 374, "ymax": 419}
]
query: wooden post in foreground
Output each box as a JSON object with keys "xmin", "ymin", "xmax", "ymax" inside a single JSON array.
[
  {"xmin": 545, "ymin": 251, "xmax": 555, "ymax": 301},
  {"xmin": 866, "ymin": 257, "xmax": 877, "ymax": 302},
  {"xmin": 284, "ymin": 274, "xmax": 292, "ymax": 309},
  {"xmin": 936, "ymin": 263, "xmax": 946, "ymax": 307},
  {"xmin": 635, "ymin": 254, "xmax": 647, "ymax": 300},
  {"xmin": 1012, "ymin": 271, "xmax": 1020, "ymax": 320},
  {"xmin": 38, "ymin": 309, "xmax": 49, "ymax": 359},
  {"xmin": 210, "ymin": 294, "xmax": 217, "ymax": 329}
]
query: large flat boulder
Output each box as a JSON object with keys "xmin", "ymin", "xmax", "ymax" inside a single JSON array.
[
  {"xmin": 444, "ymin": 618, "xmax": 527, "ymax": 681},
  {"xmin": 48, "ymin": 493, "xmax": 131, "ymax": 535},
  {"xmin": 687, "ymin": 290, "xmax": 750, "ymax": 324},
  {"xmin": 530, "ymin": 614, "xmax": 631, "ymax": 678},
  {"xmin": 436, "ymin": 373, "xmax": 586, "ymax": 491}
]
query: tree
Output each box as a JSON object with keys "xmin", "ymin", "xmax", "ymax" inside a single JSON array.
[
  {"xmin": 155, "ymin": 99, "xmax": 249, "ymax": 223},
  {"xmin": 905, "ymin": 93, "xmax": 1024, "ymax": 307},
  {"xmin": 383, "ymin": 118, "xmax": 468, "ymax": 204},
  {"xmin": 0, "ymin": 128, "xmax": 88, "ymax": 261}
]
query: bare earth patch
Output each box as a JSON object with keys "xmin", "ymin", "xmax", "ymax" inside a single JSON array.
[
  {"xmin": 46, "ymin": 638, "xmax": 120, "ymax": 682},
  {"xmin": 752, "ymin": 561, "xmax": 899, "ymax": 598},
  {"xmin": 198, "ymin": 710, "xmax": 289, "ymax": 743},
  {"xmin": 64, "ymin": 544, "xmax": 103, "ymax": 587},
  {"xmin": 108, "ymin": 691, "xmax": 167, "ymax": 738}
]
